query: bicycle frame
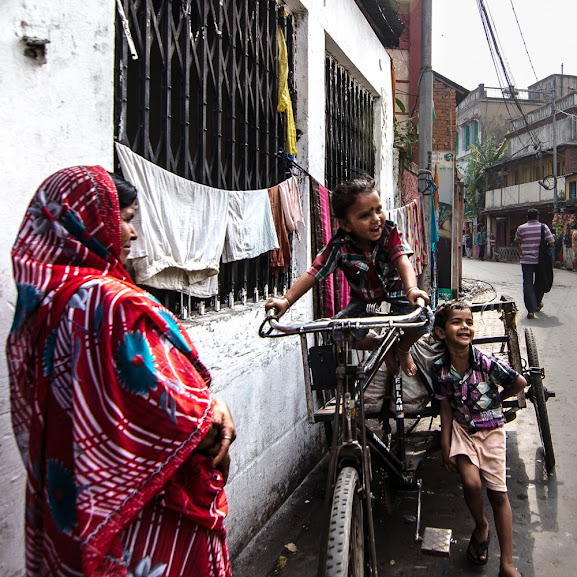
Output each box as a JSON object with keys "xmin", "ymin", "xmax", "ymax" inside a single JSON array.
[{"xmin": 259, "ymin": 305, "xmax": 429, "ymax": 576}]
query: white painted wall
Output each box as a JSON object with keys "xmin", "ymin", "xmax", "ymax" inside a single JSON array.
[{"xmin": 0, "ymin": 0, "xmax": 394, "ymax": 570}]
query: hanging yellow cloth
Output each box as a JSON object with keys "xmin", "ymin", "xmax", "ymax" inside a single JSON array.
[{"xmin": 277, "ymin": 28, "xmax": 298, "ymax": 157}]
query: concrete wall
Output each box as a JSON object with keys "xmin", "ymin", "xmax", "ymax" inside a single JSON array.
[
  {"xmin": 0, "ymin": 0, "xmax": 394, "ymax": 571},
  {"xmin": 509, "ymin": 115, "xmax": 576, "ymax": 158}
]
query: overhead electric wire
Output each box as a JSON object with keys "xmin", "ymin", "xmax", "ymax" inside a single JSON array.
[
  {"xmin": 555, "ymin": 107, "xmax": 577, "ymax": 119},
  {"xmin": 509, "ymin": 0, "xmax": 539, "ymax": 82},
  {"xmin": 476, "ymin": 0, "xmax": 542, "ymax": 151}
]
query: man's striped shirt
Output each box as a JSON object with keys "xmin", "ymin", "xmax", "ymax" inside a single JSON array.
[{"xmin": 514, "ymin": 220, "xmax": 555, "ymax": 265}]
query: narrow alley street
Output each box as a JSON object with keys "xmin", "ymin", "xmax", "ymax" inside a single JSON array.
[{"xmin": 233, "ymin": 258, "xmax": 577, "ymax": 577}]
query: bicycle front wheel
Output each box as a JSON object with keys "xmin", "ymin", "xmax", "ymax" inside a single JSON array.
[
  {"xmin": 325, "ymin": 467, "xmax": 365, "ymax": 577},
  {"xmin": 525, "ymin": 328, "xmax": 555, "ymax": 474}
]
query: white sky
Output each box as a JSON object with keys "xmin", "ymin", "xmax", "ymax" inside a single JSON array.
[{"xmin": 432, "ymin": 0, "xmax": 576, "ymax": 92}]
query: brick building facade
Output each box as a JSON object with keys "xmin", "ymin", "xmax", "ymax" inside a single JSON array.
[{"xmin": 433, "ymin": 72, "xmax": 468, "ymax": 153}]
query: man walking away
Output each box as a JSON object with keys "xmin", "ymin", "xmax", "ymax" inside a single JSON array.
[
  {"xmin": 571, "ymin": 220, "xmax": 577, "ymax": 271},
  {"xmin": 515, "ymin": 208, "xmax": 555, "ymax": 319},
  {"xmin": 477, "ymin": 226, "xmax": 486, "ymax": 261}
]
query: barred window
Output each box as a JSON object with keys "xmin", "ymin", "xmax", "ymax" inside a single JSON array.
[
  {"xmin": 114, "ymin": 0, "xmax": 294, "ymax": 316},
  {"xmin": 325, "ymin": 56, "xmax": 375, "ymax": 191}
]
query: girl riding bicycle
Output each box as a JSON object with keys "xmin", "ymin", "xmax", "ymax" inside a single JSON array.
[{"xmin": 265, "ymin": 175, "xmax": 430, "ymax": 377}]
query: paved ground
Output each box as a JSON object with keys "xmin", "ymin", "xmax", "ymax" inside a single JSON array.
[{"xmin": 232, "ymin": 259, "xmax": 577, "ymax": 576}]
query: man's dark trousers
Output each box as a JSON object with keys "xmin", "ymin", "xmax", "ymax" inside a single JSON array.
[
  {"xmin": 522, "ymin": 263, "xmax": 544, "ymax": 313},
  {"xmin": 478, "ymin": 243, "xmax": 485, "ymax": 261}
]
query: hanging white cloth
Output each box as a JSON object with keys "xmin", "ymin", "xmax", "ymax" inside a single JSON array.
[
  {"xmin": 116, "ymin": 143, "xmax": 229, "ymax": 296},
  {"xmin": 116, "ymin": 143, "xmax": 281, "ymax": 296},
  {"xmin": 222, "ymin": 189, "xmax": 279, "ymax": 263}
]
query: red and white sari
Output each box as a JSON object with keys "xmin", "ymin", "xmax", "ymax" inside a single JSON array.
[{"xmin": 7, "ymin": 166, "xmax": 231, "ymax": 576}]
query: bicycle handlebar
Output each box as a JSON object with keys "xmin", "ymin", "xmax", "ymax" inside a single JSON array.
[{"xmin": 259, "ymin": 297, "xmax": 429, "ymax": 338}]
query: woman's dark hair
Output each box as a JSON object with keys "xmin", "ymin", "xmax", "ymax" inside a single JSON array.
[
  {"xmin": 330, "ymin": 175, "xmax": 377, "ymax": 220},
  {"xmin": 433, "ymin": 300, "xmax": 472, "ymax": 331},
  {"xmin": 108, "ymin": 172, "xmax": 138, "ymax": 209}
]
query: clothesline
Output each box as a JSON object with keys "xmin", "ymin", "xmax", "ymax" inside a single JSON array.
[
  {"xmin": 116, "ymin": 143, "xmax": 429, "ymax": 303},
  {"xmin": 116, "ymin": 143, "xmax": 304, "ymax": 297}
]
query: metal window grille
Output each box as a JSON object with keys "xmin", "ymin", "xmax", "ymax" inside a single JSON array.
[
  {"xmin": 325, "ymin": 55, "xmax": 375, "ymax": 191},
  {"xmin": 114, "ymin": 0, "xmax": 294, "ymax": 316}
]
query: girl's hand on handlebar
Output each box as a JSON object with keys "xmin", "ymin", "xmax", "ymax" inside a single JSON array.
[
  {"xmin": 265, "ymin": 297, "xmax": 289, "ymax": 317},
  {"xmin": 407, "ymin": 288, "xmax": 430, "ymax": 307}
]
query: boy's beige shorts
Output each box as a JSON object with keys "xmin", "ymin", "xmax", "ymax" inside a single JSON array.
[{"xmin": 450, "ymin": 421, "xmax": 507, "ymax": 492}]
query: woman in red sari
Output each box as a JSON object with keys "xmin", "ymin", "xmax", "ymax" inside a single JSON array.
[{"xmin": 7, "ymin": 165, "xmax": 235, "ymax": 577}]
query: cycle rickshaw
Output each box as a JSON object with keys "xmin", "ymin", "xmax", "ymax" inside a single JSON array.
[{"xmin": 259, "ymin": 296, "xmax": 555, "ymax": 577}]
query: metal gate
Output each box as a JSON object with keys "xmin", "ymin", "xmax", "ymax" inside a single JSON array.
[{"xmin": 114, "ymin": 0, "xmax": 293, "ymax": 314}]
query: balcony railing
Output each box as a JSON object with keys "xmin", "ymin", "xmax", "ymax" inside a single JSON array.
[
  {"xmin": 485, "ymin": 177, "xmax": 565, "ymax": 210},
  {"xmin": 511, "ymin": 92, "xmax": 577, "ymax": 131},
  {"xmin": 458, "ymin": 84, "xmax": 541, "ymax": 111}
]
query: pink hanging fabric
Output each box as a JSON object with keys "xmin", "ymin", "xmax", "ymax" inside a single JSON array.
[{"xmin": 318, "ymin": 183, "xmax": 335, "ymax": 317}]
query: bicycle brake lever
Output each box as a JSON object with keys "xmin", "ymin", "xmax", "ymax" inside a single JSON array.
[{"xmin": 259, "ymin": 308, "xmax": 279, "ymax": 338}]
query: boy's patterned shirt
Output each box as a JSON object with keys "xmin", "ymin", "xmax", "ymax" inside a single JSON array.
[
  {"xmin": 432, "ymin": 345, "xmax": 519, "ymax": 431},
  {"xmin": 307, "ymin": 221, "xmax": 413, "ymax": 302}
]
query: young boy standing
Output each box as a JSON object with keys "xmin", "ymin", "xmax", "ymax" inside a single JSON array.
[
  {"xmin": 264, "ymin": 176, "xmax": 430, "ymax": 376},
  {"xmin": 432, "ymin": 301, "xmax": 525, "ymax": 577}
]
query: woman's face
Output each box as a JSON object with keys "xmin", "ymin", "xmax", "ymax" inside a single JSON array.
[{"xmin": 119, "ymin": 202, "xmax": 138, "ymax": 264}]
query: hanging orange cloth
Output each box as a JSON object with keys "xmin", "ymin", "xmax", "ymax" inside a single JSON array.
[{"xmin": 277, "ymin": 28, "xmax": 298, "ymax": 157}]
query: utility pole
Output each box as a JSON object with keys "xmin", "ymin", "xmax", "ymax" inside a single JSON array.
[
  {"xmin": 552, "ymin": 87, "xmax": 558, "ymax": 213},
  {"xmin": 418, "ymin": 0, "xmax": 433, "ymax": 294}
]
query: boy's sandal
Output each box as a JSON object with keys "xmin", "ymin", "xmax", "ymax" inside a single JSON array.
[{"xmin": 467, "ymin": 532, "xmax": 490, "ymax": 565}]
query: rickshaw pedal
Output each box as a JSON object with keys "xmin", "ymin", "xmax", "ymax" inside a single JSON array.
[{"xmin": 421, "ymin": 527, "xmax": 452, "ymax": 556}]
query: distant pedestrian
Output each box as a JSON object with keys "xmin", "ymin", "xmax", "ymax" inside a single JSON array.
[
  {"xmin": 462, "ymin": 231, "xmax": 468, "ymax": 257},
  {"xmin": 489, "ymin": 232, "xmax": 496, "ymax": 260},
  {"xmin": 466, "ymin": 233, "xmax": 472, "ymax": 258},
  {"xmin": 476, "ymin": 226, "xmax": 486, "ymax": 261},
  {"xmin": 514, "ymin": 208, "xmax": 555, "ymax": 319},
  {"xmin": 572, "ymin": 222, "xmax": 577, "ymax": 271},
  {"xmin": 432, "ymin": 301, "xmax": 525, "ymax": 577}
]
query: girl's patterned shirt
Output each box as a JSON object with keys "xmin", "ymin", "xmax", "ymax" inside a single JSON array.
[
  {"xmin": 307, "ymin": 221, "xmax": 413, "ymax": 302},
  {"xmin": 432, "ymin": 345, "xmax": 519, "ymax": 432}
]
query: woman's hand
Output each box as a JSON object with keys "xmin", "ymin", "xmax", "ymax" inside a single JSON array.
[{"xmin": 196, "ymin": 396, "xmax": 236, "ymax": 483}]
